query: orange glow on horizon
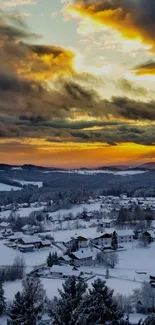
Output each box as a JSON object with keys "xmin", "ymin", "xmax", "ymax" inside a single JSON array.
[{"xmin": 0, "ymin": 139, "xmax": 154, "ymax": 168}]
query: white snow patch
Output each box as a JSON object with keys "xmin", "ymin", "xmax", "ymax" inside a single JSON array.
[
  {"xmin": 13, "ymin": 179, "xmax": 43, "ymax": 187},
  {"xmin": 0, "ymin": 206, "xmax": 44, "ymax": 219},
  {"xmin": 0, "ymin": 183, "xmax": 21, "ymax": 191},
  {"xmin": 46, "ymin": 169, "xmax": 147, "ymax": 176},
  {"xmin": 12, "ymin": 167, "xmax": 22, "ymax": 170}
]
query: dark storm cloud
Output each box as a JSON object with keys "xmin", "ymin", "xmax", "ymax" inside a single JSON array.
[
  {"xmin": 0, "ymin": 69, "xmax": 34, "ymax": 92},
  {"xmin": 110, "ymin": 97, "xmax": 155, "ymax": 120},
  {"xmin": 60, "ymin": 124, "xmax": 155, "ymax": 146}
]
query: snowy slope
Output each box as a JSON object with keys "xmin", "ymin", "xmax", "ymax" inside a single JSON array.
[
  {"xmin": 47, "ymin": 169, "xmax": 147, "ymax": 176},
  {"xmin": 13, "ymin": 179, "xmax": 43, "ymax": 187},
  {"xmin": 0, "ymin": 183, "xmax": 21, "ymax": 191}
]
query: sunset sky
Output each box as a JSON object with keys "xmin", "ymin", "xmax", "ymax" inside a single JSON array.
[{"xmin": 0, "ymin": 0, "xmax": 155, "ymax": 168}]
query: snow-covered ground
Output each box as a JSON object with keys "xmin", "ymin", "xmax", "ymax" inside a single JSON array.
[
  {"xmin": 0, "ymin": 183, "xmax": 21, "ymax": 191},
  {"xmin": 0, "ymin": 240, "xmax": 61, "ymax": 267},
  {"xmin": 0, "ymin": 206, "xmax": 44, "ymax": 219},
  {"xmin": 1, "ymin": 241, "xmax": 155, "ymax": 324},
  {"xmin": 46, "ymin": 169, "xmax": 147, "ymax": 176},
  {"xmin": 49, "ymin": 201, "xmax": 102, "ymax": 220},
  {"xmin": 13, "ymin": 179, "xmax": 43, "ymax": 187}
]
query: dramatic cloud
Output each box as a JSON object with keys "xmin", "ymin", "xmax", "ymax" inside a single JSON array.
[
  {"xmin": 132, "ymin": 60, "xmax": 155, "ymax": 75},
  {"xmin": 67, "ymin": 0, "xmax": 155, "ymax": 51},
  {"xmin": 62, "ymin": 124, "xmax": 155, "ymax": 146},
  {"xmin": 0, "ymin": 9, "xmax": 154, "ymax": 149},
  {"xmin": 116, "ymin": 78, "xmax": 148, "ymax": 96}
]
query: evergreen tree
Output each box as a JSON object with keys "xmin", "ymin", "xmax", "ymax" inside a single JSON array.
[
  {"xmin": 51, "ymin": 276, "xmax": 87, "ymax": 325},
  {"xmin": 111, "ymin": 231, "xmax": 118, "ymax": 250},
  {"xmin": 74, "ymin": 278, "xmax": 125, "ymax": 325},
  {"xmin": 105, "ymin": 268, "xmax": 109, "ymax": 279},
  {"xmin": 0, "ymin": 280, "xmax": 6, "ymax": 315},
  {"xmin": 138, "ymin": 315, "xmax": 155, "ymax": 325},
  {"xmin": 47, "ymin": 252, "xmax": 53, "ymax": 267},
  {"xmin": 8, "ymin": 277, "xmax": 46, "ymax": 325},
  {"xmin": 47, "ymin": 252, "xmax": 58, "ymax": 267},
  {"xmin": 7, "ymin": 292, "xmax": 23, "ymax": 325},
  {"xmin": 53, "ymin": 252, "xmax": 58, "ymax": 265}
]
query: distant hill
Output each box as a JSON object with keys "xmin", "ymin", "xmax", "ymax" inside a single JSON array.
[
  {"xmin": 138, "ymin": 162, "xmax": 155, "ymax": 170},
  {"xmin": 0, "ymin": 164, "xmax": 65, "ymax": 171},
  {"xmin": 97, "ymin": 165, "xmax": 127, "ymax": 171},
  {"xmin": 0, "ymin": 162, "xmax": 154, "ymax": 171}
]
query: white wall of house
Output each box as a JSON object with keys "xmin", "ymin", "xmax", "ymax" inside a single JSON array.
[
  {"xmin": 117, "ymin": 234, "xmax": 134, "ymax": 243},
  {"xmin": 78, "ymin": 240, "xmax": 88, "ymax": 249},
  {"xmin": 93, "ymin": 237, "xmax": 112, "ymax": 246},
  {"xmin": 65, "ymin": 239, "xmax": 76, "ymax": 249},
  {"xmin": 73, "ymin": 257, "xmax": 92, "ymax": 267}
]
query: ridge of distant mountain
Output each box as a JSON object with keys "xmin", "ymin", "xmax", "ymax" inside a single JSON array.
[
  {"xmin": 0, "ymin": 162, "xmax": 154, "ymax": 171},
  {"xmin": 138, "ymin": 162, "xmax": 155, "ymax": 170},
  {"xmin": 0, "ymin": 164, "xmax": 65, "ymax": 171}
]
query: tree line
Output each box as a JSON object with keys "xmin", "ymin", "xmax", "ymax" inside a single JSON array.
[{"xmin": 0, "ymin": 276, "xmax": 155, "ymax": 324}]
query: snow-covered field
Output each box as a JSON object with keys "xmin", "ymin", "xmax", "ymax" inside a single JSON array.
[
  {"xmin": 0, "ymin": 206, "xmax": 44, "ymax": 219},
  {"xmin": 46, "ymin": 169, "xmax": 147, "ymax": 176},
  {"xmin": 13, "ymin": 179, "xmax": 43, "ymax": 187},
  {"xmin": 1, "ymin": 240, "xmax": 155, "ymax": 325},
  {"xmin": 49, "ymin": 201, "xmax": 102, "ymax": 220},
  {"xmin": 0, "ymin": 183, "xmax": 21, "ymax": 191},
  {"xmin": 71, "ymin": 169, "xmax": 147, "ymax": 176},
  {"xmin": 1, "ymin": 240, "xmax": 155, "ymax": 297},
  {"xmin": 0, "ymin": 240, "xmax": 61, "ymax": 267}
]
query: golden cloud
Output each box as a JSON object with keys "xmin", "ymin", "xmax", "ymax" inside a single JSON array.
[
  {"xmin": 132, "ymin": 61, "xmax": 155, "ymax": 76},
  {"xmin": 67, "ymin": 0, "xmax": 155, "ymax": 51}
]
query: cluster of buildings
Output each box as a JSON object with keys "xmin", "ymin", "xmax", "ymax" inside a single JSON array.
[
  {"xmin": 4, "ymin": 234, "xmax": 51, "ymax": 252},
  {"xmin": 100, "ymin": 194, "xmax": 155, "ymax": 214}
]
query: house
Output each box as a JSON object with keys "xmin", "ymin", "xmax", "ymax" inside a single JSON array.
[
  {"xmin": 18, "ymin": 244, "xmax": 34, "ymax": 253},
  {"xmin": 59, "ymin": 255, "xmax": 72, "ymax": 264},
  {"xmin": 92, "ymin": 232, "xmax": 112, "ymax": 247},
  {"xmin": 69, "ymin": 249, "xmax": 93, "ymax": 266},
  {"xmin": 17, "ymin": 236, "xmax": 42, "ymax": 248},
  {"xmin": 17, "ymin": 236, "xmax": 51, "ymax": 249},
  {"xmin": 116, "ymin": 230, "xmax": 134, "ymax": 243},
  {"xmin": 97, "ymin": 219, "xmax": 115, "ymax": 232},
  {"xmin": 64, "ymin": 237, "xmax": 78, "ymax": 250},
  {"xmin": 50, "ymin": 265, "xmax": 84, "ymax": 279},
  {"xmin": 9, "ymin": 233, "xmax": 23, "ymax": 242},
  {"xmin": 77, "ymin": 236, "xmax": 88, "ymax": 248},
  {"xmin": 143, "ymin": 231, "xmax": 155, "ymax": 243},
  {"xmin": 22, "ymin": 224, "xmax": 39, "ymax": 235},
  {"xmin": 41, "ymin": 240, "xmax": 51, "ymax": 247},
  {"xmin": 64, "ymin": 235, "xmax": 88, "ymax": 251}
]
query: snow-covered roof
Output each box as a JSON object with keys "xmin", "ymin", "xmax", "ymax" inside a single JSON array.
[
  {"xmin": 18, "ymin": 244, "xmax": 34, "ymax": 249},
  {"xmin": 50, "ymin": 265, "xmax": 83, "ymax": 277},
  {"xmin": 70, "ymin": 249, "xmax": 93, "ymax": 260},
  {"xmin": 101, "ymin": 219, "xmax": 114, "ymax": 223},
  {"xmin": 9, "ymin": 233, "xmax": 23, "ymax": 240},
  {"xmin": 146, "ymin": 230, "xmax": 155, "ymax": 238},
  {"xmin": 116, "ymin": 230, "xmax": 134, "ymax": 237},
  {"xmin": 41, "ymin": 240, "xmax": 51, "ymax": 245},
  {"xmin": 21, "ymin": 236, "xmax": 41, "ymax": 244},
  {"xmin": 60, "ymin": 255, "xmax": 72, "ymax": 261}
]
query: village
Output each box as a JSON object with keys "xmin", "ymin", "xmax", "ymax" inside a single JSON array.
[
  {"xmin": 0, "ymin": 191, "xmax": 155, "ymax": 323},
  {"xmin": 0, "ymin": 194, "xmax": 155, "ymax": 272}
]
